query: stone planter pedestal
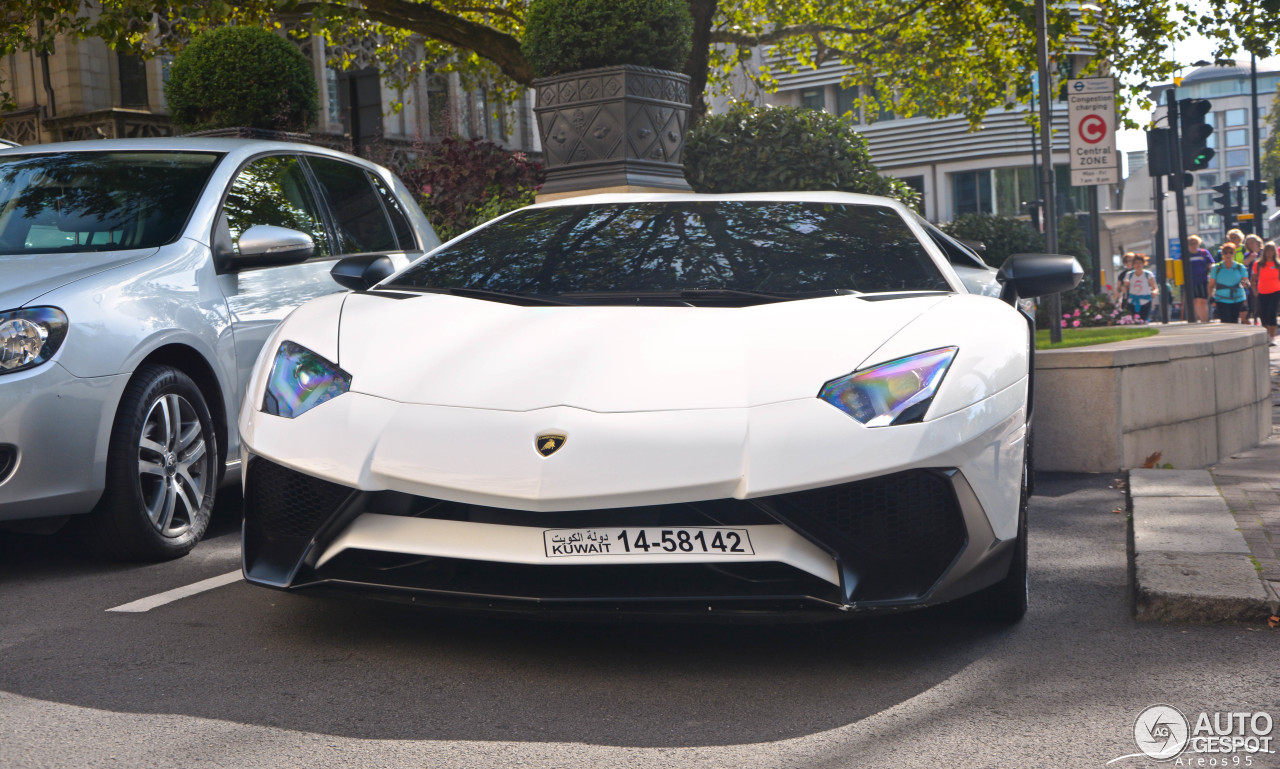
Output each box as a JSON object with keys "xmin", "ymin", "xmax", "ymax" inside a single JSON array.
[{"xmin": 532, "ymin": 65, "xmax": 692, "ymax": 199}]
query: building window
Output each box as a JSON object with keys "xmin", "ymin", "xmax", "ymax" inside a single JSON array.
[
  {"xmin": 953, "ymin": 170, "xmax": 993, "ymax": 216},
  {"xmin": 994, "ymin": 166, "xmax": 1037, "ymax": 217},
  {"xmin": 427, "ymin": 76, "xmax": 450, "ymax": 137},
  {"xmin": 799, "ymin": 88, "xmax": 825, "ymax": 111},
  {"xmin": 1226, "ymin": 149, "xmax": 1250, "ymax": 167},
  {"xmin": 118, "ymin": 53, "xmax": 148, "ymax": 109},
  {"xmin": 1225, "ymin": 108, "xmax": 1247, "ymax": 127},
  {"xmin": 835, "ymin": 86, "xmax": 861, "ymax": 124},
  {"xmin": 1199, "ymin": 213, "xmax": 1222, "ymax": 230},
  {"xmin": 326, "ymin": 68, "xmax": 341, "ymax": 124},
  {"xmin": 159, "ymin": 55, "xmax": 174, "ymax": 86},
  {"xmin": 1197, "ymin": 192, "xmax": 1213, "ymax": 210},
  {"xmin": 1197, "ymin": 173, "xmax": 1219, "ymax": 190},
  {"xmin": 1226, "ymin": 129, "xmax": 1248, "ymax": 147},
  {"xmin": 1229, "ymin": 170, "xmax": 1248, "ymax": 186},
  {"xmin": 899, "ymin": 175, "xmax": 925, "ymax": 212}
]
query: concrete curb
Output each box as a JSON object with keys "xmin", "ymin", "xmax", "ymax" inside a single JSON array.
[{"xmin": 1129, "ymin": 469, "xmax": 1273, "ymax": 623}]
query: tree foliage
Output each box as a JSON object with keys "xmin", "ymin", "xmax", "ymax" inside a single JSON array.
[
  {"xmin": 0, "ymin": 0, "xmax": 1204, "ymax": 126},
  {"xmin": 941, "ymin": 213, "xmax": 1044, "ymax": 269},
  {"xmin": 684, "ymin": 103, "xmax": 917, "ymax": 204},
  {"xmin": 400, "ymin": 137, "xmax": 545, "ymax": 240},
  {"xmin": 522, "ymin": 0, "xmax": 692, "ymax": 78},
  {"xmin": 166, "ymin": 25, "xmax": 318, "ymax": 133}
]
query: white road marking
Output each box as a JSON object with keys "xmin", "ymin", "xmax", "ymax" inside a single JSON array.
[{"xmin": 106, "ymin": 570, "xmax": 242, "ymax": 613}]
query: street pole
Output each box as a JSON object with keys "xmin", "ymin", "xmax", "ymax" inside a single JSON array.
[
  {"xmin": 1251, "ymin": 53, "xmax": 1263, "ymax": 229},
  {"xmin": 1087, "ymin": 185, "xmax": 1100, "ymax": 294},
  {"xmin": 1036, "ymin": 0, "xmax": 1061, "ymax": 342},
  {"xmin": 1153, "ymin": 173, "xmax": 1169, "ymax": 323},
  {"xmin": 1168, "ymin": 90, "xmax": 1196, "ymax": 322}
]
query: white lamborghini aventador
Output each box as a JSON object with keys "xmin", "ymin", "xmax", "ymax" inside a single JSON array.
[{"xmin": 238, "ymin": 192, "xmax": 1081, "ymax": 620}]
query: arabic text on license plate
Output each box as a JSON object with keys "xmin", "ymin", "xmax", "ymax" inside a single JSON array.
[{"xmin": 543, "ymin": 527, "xmax": 755, "ymax": 557}]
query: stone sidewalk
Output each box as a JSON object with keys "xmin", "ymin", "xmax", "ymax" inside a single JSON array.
[{"xmin": 1130, "ymin": 338, "xmax": 1280, "ymax": 623}]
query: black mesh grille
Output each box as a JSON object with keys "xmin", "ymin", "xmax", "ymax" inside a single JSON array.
[
  {"xmin": 244, "ymin": 458, "xmax": 354, "ymax": 540},
  {"xmin": 762, "ymin": 469, "xmax": 966, "ymax": 602}
]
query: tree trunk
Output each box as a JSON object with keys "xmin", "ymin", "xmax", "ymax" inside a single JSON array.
[{"xmin": 684, "ymin": 0, "xmax": 719, "ymax": 125}]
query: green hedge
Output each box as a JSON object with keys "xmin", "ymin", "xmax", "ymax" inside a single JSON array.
[
  {"xmin": 683, "ymin": 104, "xmax": 919, "ymax": 205},
  {"xmin": 522, "ymin": 0, "xmax": 693, "ymax": 78},
  {"xmin": 165, "ymin": 26, "xmax": 318, "ymax": 133}
]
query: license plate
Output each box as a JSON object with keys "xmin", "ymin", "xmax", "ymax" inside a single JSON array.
[{"xmin": 543, "ymin": 527, "xmax": 755, "ymax": 558}]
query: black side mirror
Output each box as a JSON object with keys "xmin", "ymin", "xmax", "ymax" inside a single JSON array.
[
  {"xmin": 997, "ymin": 253, "xmax": 1084, "ymax": 304},
  {"xmin": 332, "ymin": 254, "xmax": 395, "ymax": 291},
  {"xmin": 223, "ymin": 225, "xmax": 314, "ymax": 269}
]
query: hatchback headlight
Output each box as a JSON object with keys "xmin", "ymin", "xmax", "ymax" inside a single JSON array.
[
  {"xmin": 0, "ymin": 307, "xmax": 68, "ymax": 375},
  {"xmin": 818, "ymin": 347, "xmax": 958, "ymax": 427},
  {"xmin": 262, "ymin": 341, "xmax": 351, "ymax": 418}
]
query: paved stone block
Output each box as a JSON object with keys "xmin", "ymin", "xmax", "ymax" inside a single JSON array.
[
  {"xmin": 1135, "ymin": 551, "xmax": 1272, "ymax": 622},
  {"xmin": 1121, "ymin": 415, "xmax": 1219, "ymax": 471},
  {"xmin": 1215, "ymin": 349, "xmax": 1260, "ymax": 412},
  {"xmin": 1217, "ymin": 401, "xmax": 1264, "ymax": 460},
  {"xmin": 1120, "ymin": 356, "xmax": 1216, "ymax": 430},
  {"xmin": 1129, "ymin": 469, "xmax": 1219, "ymax": 497},
  {"xmin": 1132, "ymin": 496, "xmax": 1251, "ymax": 554},
  {"xmin": 1033, "ymin": 366, "xmax": 1120, "ymax": 472}
]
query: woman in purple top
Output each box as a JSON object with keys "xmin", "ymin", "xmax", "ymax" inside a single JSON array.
[{"xmin": 1186, "ymin": 234, "xmax": 1217, "ymax": 323}]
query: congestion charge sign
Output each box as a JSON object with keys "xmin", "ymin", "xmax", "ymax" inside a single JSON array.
[{"xmin": 1067, "ymin": 78, "xmax": 1119, "ymax": 186}]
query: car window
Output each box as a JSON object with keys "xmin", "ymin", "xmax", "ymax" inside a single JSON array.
[
  {"xmin": 389, "ymin": 201, "xmax": 951, "ymax": 295},
  {"xmin": 367, "ymin": 170, "xmax": 417, "ymax": 251},
  {"xmin": 306, "ymin": 157, "xmax": 397, "ymax": 255},
  {"xmin": 917, "ymin": 218, "xmax": 988, "ymax": 270},
  {"xmin": 0, "ymin": 151, "xmax": 220, "ymax": 255},
  {"xmin": 223, "ymin": 155, "xmax": 330, "ymax": 258}
]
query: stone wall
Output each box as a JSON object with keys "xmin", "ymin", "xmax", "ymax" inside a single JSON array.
[{"xmin": 1034, "ymin": 325, "xmax": 1272, "ymax": 472}]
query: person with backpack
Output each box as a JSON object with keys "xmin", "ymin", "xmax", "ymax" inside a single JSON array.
[
  {"xmin": 1208, "ymin": 242, "xmax": 1250, "ymax": 324},
  {"xmin": 1186, "ymin": 234, "xmax": 1216, "ymax": 323},
  {"xmin": 1253, "ymin": 241, "xmax": 1280, "ymax": 345},
  {"xmin": 1123, "ymin": 254, "xmax": 1157, "ymax": 321}
]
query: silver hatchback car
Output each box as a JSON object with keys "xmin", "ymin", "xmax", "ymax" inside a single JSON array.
[{"xmin": 0, "ymin": 138, "xmax": 438, "ymax": 560}]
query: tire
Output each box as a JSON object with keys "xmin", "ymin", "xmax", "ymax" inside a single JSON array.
[
  {"xmin": 80, "ymin": 364, "xmax": 218, "ymax": 561},
  {"xmin": 966, "ymin": 436, "xmax": 1030, "ymax": 622}
]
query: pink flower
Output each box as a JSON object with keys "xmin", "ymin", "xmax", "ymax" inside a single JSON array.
[
  {"xmin": 1061, "ymin": 320, "xmax": 1068, "ymax": 328},
  {"xmin": 1094, "ymin": 314, "xmax": 1102, "ymax": 320},
  {"xmin": 1083, "ymin": 303, "xmax": 1091, "ymax": 311},
  {"xmin": 1073, "ymin": 320, "xmax": 1081, "ymax": 327},
  {"xmin": 421, "ymin": 184, "xmax": 434, "ymax": 195},
  {"xmin": 1073, "ymin": 309, "xmax": 1081, "ymax": 317}
]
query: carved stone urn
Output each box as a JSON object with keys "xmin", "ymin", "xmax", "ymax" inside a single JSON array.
[{"xmin": 532, "ymin": 64, "xmax": 692, "ymax": 196}]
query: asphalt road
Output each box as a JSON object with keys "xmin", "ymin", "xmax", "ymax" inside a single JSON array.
[{"xmin": 1, "ymin": 473, "xmax": 1276, "ymax": 769}]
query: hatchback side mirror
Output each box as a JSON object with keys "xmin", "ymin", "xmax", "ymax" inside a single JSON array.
[
  {"xmin": 331, "ymin": 254, "xmax": 395, "ymax": 291},
  {"xmin": 225, "ymin": 225, "xmax": 314, "ymax": 269},
  {"xmin": 997, "ymin": 253, "xmax": 1083, "ymax": 304}
]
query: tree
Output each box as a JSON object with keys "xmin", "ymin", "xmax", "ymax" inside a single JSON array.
[
  {"xmin": 166, "ymin": 26, "xmax": 318, "ymax": 132},
  {"xmin": 0, "ymin": 0, "xmax": 1193, "ymax": 126},
  {"xmin": 684, "ymin": 103, "xmax": 918, "ymax": 204},
  {"xmin": 941, "ymin": 213, "xmax": 1044, "ymax": 269}
]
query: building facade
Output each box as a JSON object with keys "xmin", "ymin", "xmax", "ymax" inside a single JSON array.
[
  {"xmin": 0, "ymin": 25, "xmax": 539, "ymax": 168},
  {"xmin": 1149, "ymin": 61, "xmax": 1278, "ymax": 247}
]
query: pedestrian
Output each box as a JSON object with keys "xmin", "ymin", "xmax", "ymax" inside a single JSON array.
[
  {"xmin": 1241, "ymin": 234, "xmax": 1262, "ymax": 324},
  {"xmin": 1124, "ymin": 255, "xmax": 1157, "ymax": 321},
  {"xmin": 1208, "ymin": 243, "xmax": 1250, "ymax": 324},
  {"xmin": 1186, "ymin": 234, "xmax": 1216, "ymax": 323},
  {"xmin": 1115, "ymin": 252, "xmax": 1135, "ymax": 305},
  {"xmin": 1253, "ymin": 241, "xmax": 1280, "ymax": 345},
  {"xmin": 1226, "ymin": 228, "xmax": 1246, "ymax": 253}
]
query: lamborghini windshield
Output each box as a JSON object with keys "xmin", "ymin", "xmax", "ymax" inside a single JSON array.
[{"xmin": 387, "ymin": 201, "xmax": 952, "ymax": 299}]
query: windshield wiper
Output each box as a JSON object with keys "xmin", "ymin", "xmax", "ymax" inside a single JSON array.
[{"xmin": 380, "ymin": 286, "xmax": 576, "ymax": 306}]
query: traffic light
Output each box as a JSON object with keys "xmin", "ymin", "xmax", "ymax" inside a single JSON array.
[
  {"xmin": 1179, "ymin": 98, "xmax": 1215, "ymax": 171},
  {"xmin": 1212, "ymin": 182, "xmax": 1237, "ymax": 230},
  {"xmin": 1146, "ymin": 127, "xmax": 1173, "ymax": 176},
  {"xmin": 1249, "ymin": 178, "xmax": 1267, "ymax": 226}
]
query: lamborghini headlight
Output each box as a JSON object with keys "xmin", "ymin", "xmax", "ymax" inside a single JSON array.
[
  {"xmin": 0, "ymin": 307, "xmax": 68, "ymax": 375},
  {"xmin": 262, "ymin": 341, "xmax": 351, "ymax": 418},
  {"xmin": 818, "ymin": 347, "xmax": 958, "ymax": 427}
]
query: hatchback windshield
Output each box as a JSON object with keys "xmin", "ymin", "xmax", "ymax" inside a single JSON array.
[
  {"xmin": 0, "ymin": 151, "xmax": 221, "ymax": 255},
  {"xmin": 388, "ymin": 201, "xmax": 951, "ymax": 298}
]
